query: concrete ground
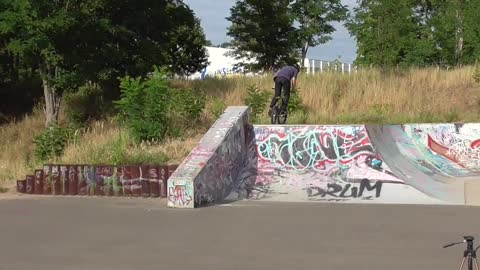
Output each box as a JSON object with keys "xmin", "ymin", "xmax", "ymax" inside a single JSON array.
[{"xmin": 1, "ymin": 196, "xmax": 480, "ymax": 270}]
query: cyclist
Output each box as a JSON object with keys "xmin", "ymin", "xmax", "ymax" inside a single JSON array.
[{"xmin": 268, "ymin": 64, "xmax": 300, "ymax": 117}]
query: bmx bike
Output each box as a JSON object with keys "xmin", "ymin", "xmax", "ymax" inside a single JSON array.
[
  {"xmin": 444, "ymin": 236, "xmax": 480, "ymax": 270},
  {"xmin": 270, "ymin": 96, "xmax": 288, "ymax": 124},
  {"xmin": 270, "ymin": 87, "xmax": 288, "ymax": 125}
]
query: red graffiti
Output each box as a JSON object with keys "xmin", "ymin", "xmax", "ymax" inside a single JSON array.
[
  {"xmin": 427, "ymin": 135, "xmax": 465, "ymax": 167},
  {"xmin": 168, "ymin": 185, "xmax": 193, "ymax": 206}
]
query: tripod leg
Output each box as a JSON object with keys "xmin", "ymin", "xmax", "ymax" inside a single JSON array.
[
  {"xmin": 459, "ymin": 256, "xmax": 466, "ymax": 270},
  {"xmin": 473, "ymin": 257, "xmax": 479, "ymax": 270}
]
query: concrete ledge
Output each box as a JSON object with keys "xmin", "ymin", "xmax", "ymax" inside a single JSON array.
[
  {"xmin": 167, "ymin": 106, "xmax": 250, "ymax": 208},
  {"xmin": 465, "ymin": 179, "xmax": 480, "ymax": 206}
]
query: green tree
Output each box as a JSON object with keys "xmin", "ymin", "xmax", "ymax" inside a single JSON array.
[
  {"xmin": 0, "ymin": 0, "xmax": 209, "ymax": 126},
  {"xmin": 226, "ymin": 0, "xmax": 300, "ymax": 71},
  {"xmin": 347, "ymin": 0, "xmax": 480, "ymax": 67},
  {"xmin": 347, "ymin": 0, "xmax": 437, "ymax": 67},
  {"xmin": 292, "ymin": 0, "xmax": 348, "ymax": 67},
  {"xmin": 429, "ymin": 0, "xmax": 480, "ymax": 66}
]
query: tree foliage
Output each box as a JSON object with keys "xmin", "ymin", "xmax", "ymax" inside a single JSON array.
[
  {"xmin": 292, "ymin": 0, "xmax": 348, "ymax": 66},
  {"xmin": 347, "ymin": 0, "xmax": 480, "ymax": 67},
  {"xmin": 227, "ymin": 0, "xmax": 299, "ymax": 71},
  {"xmin": 0, "ymin": 0, "xmax": 209, "ymax": 125},
  {"xmin": 226, "ymin": 0, "xmax": 348, "ymax": 71}
]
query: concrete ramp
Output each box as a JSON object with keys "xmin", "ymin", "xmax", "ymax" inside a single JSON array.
[
  {"xmin": 228, "ymin": 125, "xmax": 443, "ymax": 204},
  {"xmin": 366, "ymin": 125, "xmax": 464, "ymax": 204},
  {"xmin": 168, "ymin": 107, "xmax": 480, "ymax": 208}
]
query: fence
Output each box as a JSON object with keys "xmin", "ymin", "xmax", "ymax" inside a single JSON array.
[{"xmin": 304, "ymin": 58, "xmax": 358, "ymax": 74}]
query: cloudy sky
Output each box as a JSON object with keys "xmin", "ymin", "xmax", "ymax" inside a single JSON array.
[{"xmin": 183, "ymin": 0, "xmax": 358, "ymax": 63}]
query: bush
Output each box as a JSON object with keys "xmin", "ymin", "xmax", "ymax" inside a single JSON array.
[
  {"xmin": 244, "ymin": 84, "xmax": 269, "ymax": 121},
  {"xmin": 63, "ymin": 83, "xmax": 104, "ymax": 127},
  {"xmin": 288, "ymin": 88, "xmax": 305, "ymax": 114},
  {"xmin": 33, "ymin": 124, "xmax": 74, "ymax": 162},
  {"xmin": 209, "ymin": 97, "xmax": 227, "ymax": 119},
  {"xmin": 115, "ymin": 67, "xmax": 206, "ymax": 143}
]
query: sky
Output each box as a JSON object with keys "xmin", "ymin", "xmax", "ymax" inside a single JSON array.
[{"xmin": 183, "ymin": 0, "xmax": 358, "ymax": 64}]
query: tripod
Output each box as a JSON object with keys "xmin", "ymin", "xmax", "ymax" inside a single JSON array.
[{"xmin": 444, "ymin": 236, "xmax": 480, "ymax": 270}]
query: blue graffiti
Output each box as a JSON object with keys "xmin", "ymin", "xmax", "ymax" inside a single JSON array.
[{"xmin": 257, "ymin": 127, "xmax": 375, "ymax": 172}]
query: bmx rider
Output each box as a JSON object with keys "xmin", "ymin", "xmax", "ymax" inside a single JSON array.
[{"xmin": 268, "ymin": 64, "xmax": 300, "ymax": 117}]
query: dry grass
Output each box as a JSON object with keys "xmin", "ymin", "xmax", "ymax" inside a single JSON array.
[
  {"xmin": 182, "ymin": 66, "xmax": 480, "ymax": 124},
  {"xmin": 1, "ymin": 67, "xmax": 479, "ymax": 190},
  {"xmin": 0, "ymin": 107, "xmax": 45, "ymax": 191}
]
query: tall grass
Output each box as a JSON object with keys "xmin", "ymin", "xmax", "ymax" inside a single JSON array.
[
  {"xmin": 1, "ymin": 67, "xmax": 479, "ymax": 190},
  {"xmin": 179, "ymin": 66, "xmax": 480, "ymax": 124}
]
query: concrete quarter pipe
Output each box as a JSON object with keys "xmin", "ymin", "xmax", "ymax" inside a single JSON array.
[{"xmin": 167, "ymin": 107, "xmax": 480, "ymax": 208}]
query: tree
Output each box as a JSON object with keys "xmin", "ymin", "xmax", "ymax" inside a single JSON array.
[
  {"xmin": 0, "ymin": 0, "xmax": 209, "ymax": 126},
  {"xmin": 346, "ymin": 0, "xmax": 437, "ymax": 67},
  {"xmin": 292, "ymin": 0, "xmax": 348, "ymax": 67},
  {"xmin": 347, "ymin": 0, "xmax": 480, "ymax": 67},
  {"xmin": 226, "ymin": 0, "xmax": 300, "ymax": 71}
]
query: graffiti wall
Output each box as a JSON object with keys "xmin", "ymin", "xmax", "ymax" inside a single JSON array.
[
  {"xmin": 167, "ymin": 106, "xmax": 250, "ymax": 208},
  {"xmin": 402, "ymin": 124, "xmax": 480, "ymax": 174},
  {"xmin": 16, "ymin": 164, "xmax": 176, "ymax": 199},
  {"xmin": 230, "ymin": 125, "xmax": 408, "ymax": 202}
]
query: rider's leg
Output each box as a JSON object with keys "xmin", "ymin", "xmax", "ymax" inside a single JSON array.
[
  {"xmin": 280, "ymin": 78, "xmax": 291, "ymax": 112},
  {"xmin": 269, "ymin": 78, "xmax": 283, "ymax": 116},
  {"xmin": 269, "ymin": 78, "xmax": 283, "ymax": 108}
]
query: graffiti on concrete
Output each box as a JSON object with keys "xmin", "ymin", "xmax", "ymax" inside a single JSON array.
[
  {"xmin": 201, "ymin": 66, "xmax": 245, "ymax": 79},
  {"xmin": 34, "ymin": 170, "xmax": 43, "ymax": 195},
  {"xmin": 168, "ymin": 107, "xmax": 250, "ymax": 208},
  {"xmin": 19, "ymin": 164, "xmax": 176, "ymax": 198},
  {"xmin": 230, "ymin": 126, "xmax": 403, "ymax": 202},
  {"xmin": 404, "ymin": 124, "xmax": 480, "ymax": 171},
  {"xmin": 306, "ymin": 179, "xmax": 382, "ymax": 200},
  {"xmin": 257, "ymin": 126, "xmax": 374, "ymax": 171},
  {"xmin": 168, "ymin": 181, "xmax": 193, "ymax": 206},
  {"xmin": 25, "ymin": 175, "xmax": 34, "ymax": 194}
]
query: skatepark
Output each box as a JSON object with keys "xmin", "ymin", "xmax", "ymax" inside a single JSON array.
[
  {"xmin": 3, "ymin": 106, "xmax": 480, "ymax": 270},
  {"xmin": 168, "ymin": 106, "xmax": 480, "ymax": 209}
]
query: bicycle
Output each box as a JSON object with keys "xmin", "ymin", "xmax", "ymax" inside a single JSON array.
[
  {"xmin": 269, "ymin": 88, "xmax": 288, "ymax": 125},
  {"xmin": 443, "ymin": 236, "xmax": 480, "ymax": 270}
]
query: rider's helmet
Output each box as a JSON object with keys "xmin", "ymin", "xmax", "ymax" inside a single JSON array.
[{"xmin": 293, "ymin": 63, "xmax": 301, "ymax": 72}]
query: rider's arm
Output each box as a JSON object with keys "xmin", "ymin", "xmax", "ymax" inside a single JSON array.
[{"xmin": 291, "ymin": 77, "xmax": 296, "ymax": 90}]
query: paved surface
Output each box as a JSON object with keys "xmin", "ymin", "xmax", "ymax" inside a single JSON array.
[{"xmin": 1, "ymin": 196, "xmax": 480, "ymax": 270}]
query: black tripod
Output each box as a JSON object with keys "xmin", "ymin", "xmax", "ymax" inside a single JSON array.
[{"xmin": 444, "ymin": 236, "xmax": 480, "ymax": 270}]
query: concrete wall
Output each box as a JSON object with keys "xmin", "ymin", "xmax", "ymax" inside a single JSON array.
[
  {"xmin": 228, "ymin": 125, "xmax": 441, "ymax": 204},
  {"xmin": 167, "ymin": 106, "xmax": 250, "ymax": 208},
  {"xmin": 16, "ymin": 164, "xmax": 176, "ymax": 198}
]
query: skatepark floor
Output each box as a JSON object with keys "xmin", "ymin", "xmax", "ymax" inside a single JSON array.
[{"xmin": 1, "ymin": 197, "xmax": 480, "ymax": 270}]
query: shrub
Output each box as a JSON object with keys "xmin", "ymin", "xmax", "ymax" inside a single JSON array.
[
  {"xmin": 244, "ymin": 84, "xmax": 269, "ymax": 121},
  {"xmin": 115, "ymin": 67, "xmax": 206, "ymax": 143},
  {"xmin": 63, "ymin": 83, "xmax": 104, "ymax": 127},
  {"xmin": 33, "ymin": 124, "xmax": 74, "ymax": 162},
  {"xmin": 288, "ymin": 87, "xmax": 305, "ymax": 114},
  {"xmin": 209, "ymin": 97, "xmax": 227, "ymax": 119}
]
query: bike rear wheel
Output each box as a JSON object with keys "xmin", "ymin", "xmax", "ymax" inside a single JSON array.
[
  {"xmin": 278, "ymin": 109, "xmax": 287, "ymax": 124},
  {"xmin": 270, "ymin": 106, "xmax": 279, "ymax": 124}
]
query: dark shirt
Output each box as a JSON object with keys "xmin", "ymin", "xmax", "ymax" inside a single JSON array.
[{"xmin": 274, "ymin": 66, "xmax": 298, "ymax": 81}]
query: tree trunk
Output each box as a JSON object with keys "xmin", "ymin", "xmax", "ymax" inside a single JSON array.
[
  {"xmin": 301, "ymin": 42, "xmax": 309, "ymax": 68},
  {"xmin": 40, "ymin": 64, "xmax": 62, "ymax": 127},
  {"xmin": 455, "ymin": 0, "xmax": 465, "ymax": 66}
]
